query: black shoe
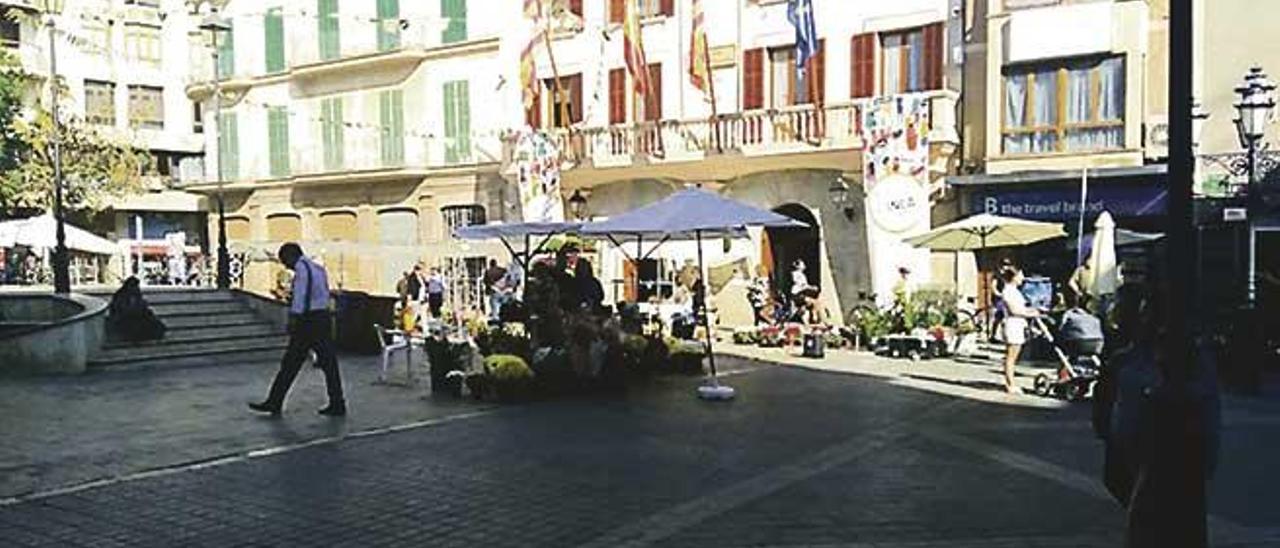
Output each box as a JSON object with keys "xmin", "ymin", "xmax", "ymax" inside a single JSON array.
[
  {"xmin": 248, "ymin": 402, "xmax": 281, "ymax": 416},
  {"xmin": 317, "ymin": 403, "xmax": 347, "ymax": 417}
]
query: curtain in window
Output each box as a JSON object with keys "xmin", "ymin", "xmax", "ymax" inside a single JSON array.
[
  {"xmin": 907, "ymin": 30, "xmax": 924, "ymax": 92},
  {"xmin": 1064, "ymin": 58, "xmax": 1124, "ymax": 151},
  {"xmin": 1032, "ymin": 67, "xmax": 1058, "ymax": 152},
  {"xmin": 883, "ymin": 35, "xmax": 902, "ymax": 94},
  {"xmin": 1065, "ymin": 65, "xmax": 1093, "ymax": 151},
  {"xmin": 1003, "ymin": 73, "xmax": 1029, "ymax": 154},
  {"xmin": 1095, "ymin": 57, "xmax": 1124, "ymax": 148}
]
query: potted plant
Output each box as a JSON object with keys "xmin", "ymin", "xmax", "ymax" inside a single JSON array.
[
  {"xmin": 485, "ymin": 354, "xmax": 535, "ymax": 402},
  {"xmin": 665, "ymin": 336, "xmax": 706, "ymax": 375}
]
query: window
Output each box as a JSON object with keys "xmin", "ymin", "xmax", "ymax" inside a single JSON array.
[
  {"xmin": 543, "ymin": 74, "xmax": 582, "ymax": 128},
  {"xmin": 1002, "ymin": 56, "xmax": 1125, "ymax": 155},
  {"xmin": 127, "ymin": 85, "xmax": 164, "ymax": 130},
  {"xmin": 85, "ymin": 80, "xmax": 116, "ymax": 126},
  {"xmin": 267, "ymin": 106, "xmax": 290, "ymax": 177},
  {"xmin": 216, "ymin": 24, "xmax": 234, "ymax": 78},
  {"xmin": 379, "ymin": 90, "xmax": 405, "ymax": 167},
  {"xmin": 880, "ymin": 24, "xmax": 943, "ymax": 94},
  {"xmin": 266, "ymin": 213, "xmax": 302, "ymax": 242},
  {"xmin": 0, "ymin": 15, "xmax": 19, "ymax": 48},
  {"xmin": 567, "ymin": 0, "xmax": 583, "ymax": 18},
  {"xmin": 264, "ymin": 8, "xmax": 285, "ymax": 73},
  {"xmin": 609, "ymin": 68, "xmax": 626, "ymax": 124},
  {"xmin": 768, "ymin": 47, "xmax": 795, "ymax": 108},
  {"xmin": 317, "ymin": 0, "xmax": 340, "ymax": 61},
  {"xmin": 125, "ymin": 0, "xmax": 161, "ymax": 6},
  {"xmin": 441, "ymin": 205, "xmax": 486, "ymax": 231},
  {"xmin": 319, "ymin": 211, "xmax": 358, "ymax": 242},
  {"xmin": 377, "ymin": 0, "xmax": 401, "ymax": 51},
  {"xmin": 218, "ymin": 112, "xmax": 239, "ymax": 180},
  {"xmin": 743, "ymin": 48, "xmax": 763, "ymax": 110},
  {"xmin": 443, "ymin": 80, "xmax": 471, "ymax": 164},
  {"xmin": 641, "ymin": 64, "xmax": 661, "ymax": 121},
  {"xmin": 378, "ymin": 209, "xmax": 419, "ymax": 245},
  {"xmin": 125, "ymin": 23, "xmax": 161, "ymax": 66},
  {"xmin": 613, "ymin": 0, "xmax": 672, "ymax": 21},
  {"xmin": 193, "ymin": 101, "xmax": 204, "ymax": 133},
  {"xmin": 850, "ymin": 33, "xmax": 875, "ymax": 98},
  {"xmin": 321, "ymin": 97, "xmax": 344, "ymax": 170},
  {"xmin": 441, "ymin": 0, "xmax": 467, "ymax": 44},
  {"xmin": 224, "ymin": 217, "xmax": 251, "ymax": 241},
  {"xmin": 609, "ymin": 0, "xmax": 624, "ymax": 24}
]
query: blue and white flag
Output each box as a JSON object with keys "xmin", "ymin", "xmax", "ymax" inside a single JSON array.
[{"xmin": 788, "ymin": 0, "xmax": 818, "ymax": 78}]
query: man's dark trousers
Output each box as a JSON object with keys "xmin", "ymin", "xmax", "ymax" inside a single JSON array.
[{"xmin": 266, "ymin": 311, "xmax": 345, "ymax": 408}]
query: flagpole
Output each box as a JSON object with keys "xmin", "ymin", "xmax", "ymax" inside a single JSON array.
[
  {"xmin": 702, "ymin": 28, "xmax": 720, "ymax": 152},
  {"xmin": 539, "ymin": 4, "xmax": 572, "ymax": 146}
]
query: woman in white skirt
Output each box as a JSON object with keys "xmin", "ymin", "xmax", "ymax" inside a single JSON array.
[{"xmin": 1000, "ymin": 268, "xmax": 1040, "ymax": 394}]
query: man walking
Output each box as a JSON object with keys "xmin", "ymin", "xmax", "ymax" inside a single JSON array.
[{"xmin": 250, "ymin": 243, "xmax": 347, "ymax": 417}]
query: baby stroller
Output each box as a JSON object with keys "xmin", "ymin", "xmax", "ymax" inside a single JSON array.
[{"xmin": 1030, "ymin": 312, "xmax": 1103, "ymax": 401}]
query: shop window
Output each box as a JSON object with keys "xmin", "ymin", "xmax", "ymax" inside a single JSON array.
[
  {"xmin": 1002, "ymin": 56, "xmax": 1125, "ymax": 155},
  {"xmin": 441, "ymin": 205, "xmax": 485, "ymax": 232}
]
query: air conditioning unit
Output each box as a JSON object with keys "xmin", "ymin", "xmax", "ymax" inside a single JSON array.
[{"xmin": 1145, "ymin": 116, "xmax": 1169, "ymax": 159}]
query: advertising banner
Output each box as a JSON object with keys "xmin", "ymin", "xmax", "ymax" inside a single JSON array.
[{"xmin": 512, "ymin": 129, "xmax": 565, "ymax": 223}]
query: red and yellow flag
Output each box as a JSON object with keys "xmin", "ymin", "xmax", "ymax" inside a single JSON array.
[
  {"xmin": 520, "ymin": 31, "xmax": 542, "ymax": 111},
  {"xmin": 623, "ymin": 0, "xmax": 651, "ymax": 97},
  {"xmin": 688, "ymin": 0, "xmax": 710, "ymax": 96}
]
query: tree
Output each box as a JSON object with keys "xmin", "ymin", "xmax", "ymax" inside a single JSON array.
[{"xmin": 0, "ymin": 53, "xmax": 152, "ymax": 215}]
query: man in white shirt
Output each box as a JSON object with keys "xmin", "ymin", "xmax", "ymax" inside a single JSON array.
[{"xmin": 250, "ymin": 243, "xmax": 347, "ymax": 417}]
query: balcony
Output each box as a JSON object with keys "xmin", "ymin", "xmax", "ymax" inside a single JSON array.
[{"xmin": 516, "ymin": 91, "xmax": 959, "ymax": 188}]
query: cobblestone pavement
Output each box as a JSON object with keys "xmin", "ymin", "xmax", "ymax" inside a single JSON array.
[{"xmin": 2, "ymin": 351, "xmax": 1279, "ymax": 547}]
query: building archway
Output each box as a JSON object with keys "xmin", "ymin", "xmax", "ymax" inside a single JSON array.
[{"xmin": 764, "ymin": 203, "xmax": 820, "ymax": 296}]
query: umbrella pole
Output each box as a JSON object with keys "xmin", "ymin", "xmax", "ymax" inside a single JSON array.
[{"xmin": 694, "ymin": 229, "xmax": 734, "ymax": 401}]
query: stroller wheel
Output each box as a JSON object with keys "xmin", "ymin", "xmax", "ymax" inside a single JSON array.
[
  {"xmin": 1033, "ymin": 373, "xmax": 1051, "ymax": 396},
  {"xmin": 1067, "ymin": 380, "xmax": 1091, "ymax": 402}
]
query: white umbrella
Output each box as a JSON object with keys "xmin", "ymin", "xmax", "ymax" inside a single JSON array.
[
  {"xmin": 905, "ymin": 213, "xmax": 1067, "ymax": 251},
  {"xmin": 1087, "ymin": 211, "xmax": 1120, "ymax": 297},
  {"xmin": 0, "ymin": 214, "xmax": 119, "ymax": 255}
]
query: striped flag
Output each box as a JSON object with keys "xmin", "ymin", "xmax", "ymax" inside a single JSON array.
[
  {"xmin": 787, "ymin": 0, "xmax": 818, "ymax": 79},
  {"xmin": 688, "ymin": 0, "xmax": 710, "ymax": 96},
  {"xmin": 623, "ymin": 0, "xmax": 651, "ymax": 97},
  {"xmin": 520, "ymin": 31, "xmax": 543, "ymax": 112}
]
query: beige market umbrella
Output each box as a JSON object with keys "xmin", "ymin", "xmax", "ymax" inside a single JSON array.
[
  {"xmin": 1086, "ymin": 211, "xmax": 1121, "ymax": 297},
  {"xmin": 904, "ymin": 213, "xmax": 1067, "ymax": 251}
]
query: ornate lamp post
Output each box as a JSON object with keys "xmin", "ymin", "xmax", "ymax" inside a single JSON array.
[
  {"xmin": 1233, "ymin": 66, "xmax": 1277, "ymax": 307},
  {"xmin": 827, "ymin": 175, "xmax": 853, "ymax": 219},
  {"xmin": 568, "ymin": 189, "xmax": 588, "ymax": 220},
  {"xmin": 200, "ymin": 9, "xmax": 232, "ymax": 289},
  {"xmin": 40, "ymin": 0, "xmax": 68, "ymax": 293}
]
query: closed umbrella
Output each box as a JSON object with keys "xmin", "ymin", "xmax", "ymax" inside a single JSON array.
[{"xmin": 1087, "ymin": 211, "xmax": 1121, "ymax": 299}]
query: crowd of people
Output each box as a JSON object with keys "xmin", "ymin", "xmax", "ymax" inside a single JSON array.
[{"xmin": 745, "ymin": 259, "xmax": 827, "ymax": 327}]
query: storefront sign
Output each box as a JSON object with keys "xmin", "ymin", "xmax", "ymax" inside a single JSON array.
[
  {"xmin": 970, "ymin": 184, "xmax": 1167, "ymax": 222},
  {"xmin": 869, "ymin": 174, "xmax": 929, "ymax": 233}
]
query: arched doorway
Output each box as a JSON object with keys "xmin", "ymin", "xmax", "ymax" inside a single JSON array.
[{"xmin": 764, "ymin": 204, "xmax": 820, "ymax": 295}]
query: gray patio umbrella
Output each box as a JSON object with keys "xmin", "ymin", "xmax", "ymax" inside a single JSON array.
[{"xmin": 582, "ymin": 188, "xmax": 806, "ymax": 400}]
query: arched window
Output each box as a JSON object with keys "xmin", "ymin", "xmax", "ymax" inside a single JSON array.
[
  {"xmin": 266, "ymin": 213, "xmax": 302, "ymax": 242},
  {"xmin": 224, "ymin": 216, "xmax": 251, "ymax": 241},
  {"xmin": 441, "ymin": 204, "xmax": 486, "ymax": 232},
  {"xmin": 378, "ymin": 208, "xmax": 419, "ymax": 245},
  {"xmin": 319, "ymin": 211, "xmax": 358, "ymax": 242}
]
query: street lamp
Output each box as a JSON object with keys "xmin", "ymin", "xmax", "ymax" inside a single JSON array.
[
  {"xmin": 200, "ymin": 9, "xmax": 232, "ymax": 290},
  {"xmin": 828, "ymin": 175, "xmax": 853, "ymax": 219},
  {"xmin": 1233, "ymin": 66, "xmax": 1277, "ymax": 307},
  {"xmin": 568, "ymin": 189, "xmax": 588, "ymax": 220},
  {"xmin": 40, "ymin": 0, "xmax": 68, "ymax": 293}
]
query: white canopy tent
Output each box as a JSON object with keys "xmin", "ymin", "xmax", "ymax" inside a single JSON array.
[{"xmin": 0, "ymin": 214, "xmax": 119, "ymax": 255}]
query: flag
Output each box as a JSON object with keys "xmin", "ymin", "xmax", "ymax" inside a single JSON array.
[
  {"xmin": 688, "ymin": 0, "xmax": 711, "ymax": 96},
  {"xmin": 787, "ymin": 0, "xmax": 818, "ymax": 79},
  {"xmin": 520, "ymin": 30, "xmax": 543, "ymax": 111},
  {"xmin": 524, "ymin": 0, "xmax": 542, "ymax": 19},
  {"xmin": 623, "ymin": 0, "xmax": 651, "ymax": 97}
]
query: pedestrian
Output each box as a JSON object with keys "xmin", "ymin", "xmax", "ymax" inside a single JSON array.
[
  {"xmin": 483, "ymin": 259, "xmax": 508, "ymax": 320},
  {"xmin": 892, "ymin": 266, "xmax": 914, "ymax": 308},
  {"xmin": 250, "ymin": 243, "xmax": 347, "ymax": 417},
  {"xmin": 575, "ymin": 258, "xmax": 605, "ymax": 313},
  {"xmin": 747, "ymin": 264, "xmax": 771, "ymax": 326},
  {"xmin": 790, "ymin": 260, "xmax": 823, "ymax": 324},
  {"xmin": 425, "ymin": 267, "xmax": 447, "ymax": 318},
  {"xmin": 107, "ymin": 276, "xmax": 166, "ymax": 342},
  {"xmin": 999, "ymin": 267, "xmax": 1040, "ymax": 394}
]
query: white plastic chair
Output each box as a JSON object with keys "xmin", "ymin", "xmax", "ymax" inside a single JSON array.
[{"xmin": 374, "ymin": 324, "xmax": 411, "ymax": 383}]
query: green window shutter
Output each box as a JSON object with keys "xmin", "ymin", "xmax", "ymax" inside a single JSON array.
[
  {"xmin": 219, "ymin": 112, "xmax": 238, "ymax": 180},
  {"xmin": 322, "ymin": 98, "xmax": 344, "ymax": 170},
  {"xmin": 318, "ymin": 0, "xmax": 340, "ymax": 61},
  {"xmin": 264, "ymin": 8, "xmax": 285, "ymax": 73},
  {"xmin": 443, "ymin": 80, "xmax": 469, "ymax": 165},
  {"xmin": 216, "ymin": 26, "xmax": 235, "ymax": 78},
  {"xmin": 377, "ymin": 0, "xmax": 400, "ymax": 51},
  {"xmin": 268, "ymin": 107, "xmax": 290, "ymax": 177},
  {"xmin": 380, "ymin": 90, "xmax": 404, "ymax": 167},
  {"xmin": 442, "ymin": 0, "xmax": 466, "ymax": 44}
]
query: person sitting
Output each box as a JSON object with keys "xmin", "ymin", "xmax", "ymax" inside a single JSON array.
[
  {"xmin": 789, "ymin": 260, "xmax": 824, "ymax": 325},
  {"xmin": 575, "ymin": 258, "xmax": 605, "ymax": 314},
  {"xmin": 107, "ymin": 276, "xmax": 166, "ymax": 342}
]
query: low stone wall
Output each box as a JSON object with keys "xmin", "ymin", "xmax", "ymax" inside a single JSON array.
[
  {"xmin": 0, "ymin": 293, "xmax": 108, "ymax": 376},
  {"xmin": 232, "ymin": 289, "xmax": 289, "ymax": 330}
]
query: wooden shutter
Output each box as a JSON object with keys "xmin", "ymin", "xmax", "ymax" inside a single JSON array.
[
  {"xmin": 743, "ymin": 48, "xmax": 763, "ymax": 110},
  {"xmin": 609, "ymin": 0, "xmax": 624, "ymax": 24},
  {"xmin": 645, "ymin": 64, "xmax": 662, "ymax": 121},
  {"xmin": 609, "ymin": 68, "xmax": 626, "ymax": 124},
  {"xmin": 377, "ymin": 0, "xmax": 401, "ymax": 50},
  {"xmin": 525, "ymin": 89, "xmax": 541, "ymax": 128},
  {"xmin": 850, "ymin": 33, "xmax": 875, "ymax": 98},
  {"xmin": 923, "ymin": 23, "xmax": 943, "ymax": 90},
  {"xmin": 568, "ymin": 74, "xmax": 583, "ymax": 124},
  {"xmin": 660, "ymin": 0, "xmax": 674, "ymax": 16},
  {"xmin": 569, "ymin": 0, "xmax": 583, "ymax": 17},
  {"xmin": 268, "ymin": 107, "xmax": 289, "ymax": 177},
  {"xmin": 264, "ymin": 8, "xmax": 284, "ymax": 73},
  {"xmin": 318, "ymin": 0, "xmax": 339, "ymax": 60},
  {"xmin": 442, "ymin": 0, "xmax": 467, "ymax": 43},
  {"xmin": 804, "ymin": 39, "xmax": 825, "ymax": 104}
]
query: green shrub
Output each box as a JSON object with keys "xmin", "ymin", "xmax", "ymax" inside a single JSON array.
[{"xmin": 475, "ymin": 324, "xmax": 533, "ymax": 363}]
